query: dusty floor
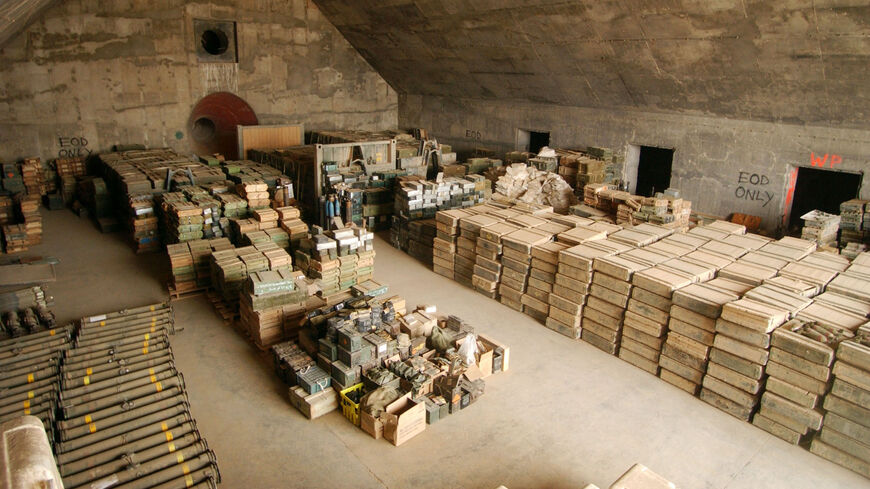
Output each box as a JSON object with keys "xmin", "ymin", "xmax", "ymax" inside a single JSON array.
[{"xmin": 22, "ymin": 209, "xmax": 870, "ymax": 489}]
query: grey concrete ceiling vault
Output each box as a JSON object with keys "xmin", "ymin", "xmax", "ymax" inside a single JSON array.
[
  {"xmin": 0, "ymin": 0, "xmax": 57, "ymax": 48},
  {"xmin": 313, "ymin": 0, "xmax": 870, "ymax": 128}
]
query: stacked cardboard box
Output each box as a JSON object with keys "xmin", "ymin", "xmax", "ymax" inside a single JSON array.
[
  {"xmin": 253, "ymin": 207, "xmax": 279, "ymax": 230},
  {"xmin": 210, "ymin": 245, "xmax": 271, "ymax": 309},
  {"xmin": 0, "ymin": 196, "xmax": 12, "ymax": 225},
  {"xmin": 276, "ymin": 206, "xmax": 307, "ymax": 248},
  {"xmin": 391, "ymin": 175, "xmax": 488, "ymax": 256},
  {"xmin": 503, "ymin": 228, "xmax": 554, "ymax": 322},
  {"xmin": 295, "ymin": 227, "xmax": 375, "ymax": 297},
  {"xmin": 801, "ymin": 210, "xmax": 841, "ymax": 246},
  {"xmin": 55, "ymin": 157, "xmax": 85, "ymax": 204},
  {"xmin": 163, "ymin": 200, "xmax": 204, "ymax": 243},
  {"xmin": 525, "ymin": 241, "xmax": 570, "ymax": 336},
  {"xmin": 19, "ymin": 195, "xmax": 42, "ymax": 245},
  {"xmin": 811, "ymin": 326, "xmax": 870, "ymax": 477},
  {"xmin": 237, "ymin": 180, "xmax": 270, "ymax": 210},
  {"xmin": 20, "ymin": 158, "xmax": 44, "ymax": 195},
  {"xmin": 456, "ymin": 214, "xmax": 503, "ymax": 288},
  {"xmin": 556, "ymin": 150, "xmax": 608, "ymax": 191},
  {"xmin": 187, "ymin": 192, "xmax": 224, "ymax": 239},
  {"xmin": 839, "ymin": 199, "xmax": 869, "ymax": 247},
  {"xmin": 551, "ymin": 240, "xmax": 625, "ymax": 348},
  {"xmin": 407, "ymin": 219, "xmax": 437, "ymax": 266},
  {"xmin": 471, "ymin": 220, "xmax": 517, "ymax": 299},
  {"xmin": 240, "ymin": 269, "xmax": 308, "ymax": 349},
  {"xmin": 701, "ymin": 288, "xmax": 806, "ymax": 421},
  {"xmin": 621, "ymin": 258, "xmax": 712, "ymax": 376},
  {"xmin": 432, "ymin": 209, "xmax": 469, "ymax": 279},
  {"xmin": 167, "ymin": 238, "xmax": 234, "ymax": 292},
  {"xmin": 1, "ymin": 224, "xmax": 27, "ymax": 253},
  {"xmin": 583, "ymin": 246, "xmax": 668, "ymax": 356},
  {"xmin": 661, "ymin": 280, "xmax": 744, "ymax": 395},
  {"xmin": 216, "ymin": 192, "xmax": 248, "ymax": 219},
  {"xmin": 394, "ymin": 176, "xmax": 487, "ymax": 221},
  {"xmin": 127, "ymin": 193, "xmax": 159, "ymax": 252},
  {"xmin": 753, "ymin": 318, "xmax": 853, "ymax": 445}
]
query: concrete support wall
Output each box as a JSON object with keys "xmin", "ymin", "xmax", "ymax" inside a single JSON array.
[
  {"xmin": 400, "ymin": 94, "xmax": 870, "ymax": 232},
  {"xmin": 0, "ymin": 0, "xmax": 398, "ymax": 162}
]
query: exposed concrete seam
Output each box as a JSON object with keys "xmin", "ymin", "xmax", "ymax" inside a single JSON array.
[
  {"xmin": 325, "ymin": 424, "xmax": 390, "ymax": 489},
  {"xmin": 720, "ymin": 439, "xmax": 767, "ymax": 489}
]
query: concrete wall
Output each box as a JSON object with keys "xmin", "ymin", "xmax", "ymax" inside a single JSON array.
[
  {"xmin": 400, "ymin": 94, "xmax": 870, "ymax": 232},
  {"xmin": 0, "ymin": 0, "xmax": 398, "ymax": 161}
]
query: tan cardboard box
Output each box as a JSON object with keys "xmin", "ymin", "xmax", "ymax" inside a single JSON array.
[{"xmin": 383, "ymin": 393, "xmax": 426, "ymax": 446}]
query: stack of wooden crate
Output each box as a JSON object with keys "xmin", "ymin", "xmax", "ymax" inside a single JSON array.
[{"xmin": 811, "ymin": 325, "xmax": 870, "ymax": 478}]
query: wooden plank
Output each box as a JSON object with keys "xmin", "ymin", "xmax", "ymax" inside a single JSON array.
[
  {"xmin": 237, "ymin": 124, "xmax": 303, "ymax": 158},
  {"xmin": 715, "ymin": 319, "xmax": 771, "ymax": 349},
  {"xmin": 659, "ymin": 353, "xmax": 705, "ymax": 383},
  {"xmin": 810, "ymin": 439, "xmax": 870, "ymax": 479},
  {"xmin": 720, "ymin": 298, "xmax": 790, "ymax": 333},
  {"xmin": 765, "ymin": 376, "xmax": 819, "ymax": 409},
  {"xmin": 752, "ymin": 414, "xmax": 802, "ymax": 444},
  {"xmin": 631, "ymin": 286, "xmax": 672, "ymax": 313},
  {"xmin": 760, "ymin": 391, "xmax": 823, "ymax": 430},
  {"xmin": 632, "ymin": 267, "xmax": 694, "ymax": 298}
]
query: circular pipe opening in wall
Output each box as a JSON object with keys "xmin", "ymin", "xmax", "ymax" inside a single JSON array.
[
  {"xmin": 191, "ymin": 117, "xmax": 217, "ymax": 143},
  {"xmin": 201, "ymin": 29, "xmax": 229, "ymax": 55}
]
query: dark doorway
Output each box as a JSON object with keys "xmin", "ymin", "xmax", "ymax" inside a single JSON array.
[
  {"xmin": 529, "ymin": 131, "xmax": 550, "ymax": 154},
  {"xmin": 635, "ymin": 146, "xmax": 674, "ymax": 197},
  {"xmin": 788, "ymin": 166, "xmax": 862, "ymax": 229}
]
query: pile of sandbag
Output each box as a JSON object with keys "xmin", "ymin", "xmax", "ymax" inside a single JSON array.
[{"xmin": 494, "ymin": 164, "xmax": 578, "ymax": 213}]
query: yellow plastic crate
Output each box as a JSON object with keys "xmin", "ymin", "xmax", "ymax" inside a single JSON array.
[{"xmin": 340, "ymin": 383, "xmax": 364, "ymax": 426}]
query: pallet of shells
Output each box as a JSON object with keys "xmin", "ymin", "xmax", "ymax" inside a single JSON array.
[
  {"xmin": 56, "ymin": 303, "xmax": 222, "ymax": 489},
  {"xmin": 0, "ymin": 304, "xmax": 66, "ymax": 448}
]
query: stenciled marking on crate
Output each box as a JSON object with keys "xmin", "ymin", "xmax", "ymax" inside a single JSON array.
[
  {"xmin": 57, "ymin": 136, "xmax": 92, "ymax": 158},
  {"xmin": 735, "ymin": 171, "xmax": 774, "ymax": 207}
]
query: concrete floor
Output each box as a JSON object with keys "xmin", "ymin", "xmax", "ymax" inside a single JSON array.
[{"xmin": 23, "ymin": 209, "xmax": 870, "ymax": 489}]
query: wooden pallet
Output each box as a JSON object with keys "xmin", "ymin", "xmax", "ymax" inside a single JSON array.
[
  {"xmin": 168, "ymin": 283, "xmax": 210, "ymax": 301},
  {"xmin": 206, "ymin": 291, "xmax": 239, "ymax": 323}
]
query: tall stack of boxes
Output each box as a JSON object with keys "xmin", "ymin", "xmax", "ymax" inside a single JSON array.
[
  {"xmin": 20, "ymin": 158, "xmax": 44, "ymax": 196},
  {"xmin": 277, "ymin": 206, "xmax": 307, "ymax": 249},
  {"xmin": 237, "ymin": 180, "xmax": 270, "ymax": 211},
  {"xmin": 391, "ymin": 175, "xmax": 488, "ymax": 257},
  {"xmin": 167, "ymin": 237, "xmax": 234, "ymax": 292},
  {"xmin": 19, "ymin": 194, "xmax": 42, "ymax": 245},
  {"xmin": 504, "ymin": 229, "xmax": 555, "ymax": 323},
  {"xmin": 55, "ymin": 157, "xmax": 86, "ymax": 204},
  {"xmin": 661, "ymin": 281, "xmax": 743, "ymax": 395},
  {"xmin": 812, "ymin": 326, "xmax": 870, "ymax": 477},
  {"xmin": 241, "ymin": 269, "xmax": 307, "ymax": 349},
  {"xmin": 432, "ymin": 209, "xmax": 469, "ymax": 279},
  {"xmin": 553, "ymin": 241, "xmax": 619, "ymax": 346},
  {"xmin": 526, "ymin": 241, "xmax": 569, "ymax": 336},
  {"xmin": 471, "ymin": 220, "xmax": 517, "ymax": 299},
  {"xmin": 295, "ymin": 227, "xmax": 375, "ymax": 298},
  {"xmin": 752, "ymin": 318, "xmax": 844, "ymax": 445},
  {"xmin": 839, "ymin": 199, "xmax": 869, "ymax": 248},
  {"xmin": 701, "ymin": 292, "xmax": 799, "ymax": 421},
  {"xmin": 620, "ymin": 263, "xmax": 700, "ymax": 375},
  {"xmin": 583, "ymin": 253, "xmax": 651, "ymax": 355},
  {"xmin": 456, "ymin": 214, "xmax": 502, "ymax": 289},
  {"xmin": 164, "ymin": 199, "xmax": 204, "ymax": 244}
]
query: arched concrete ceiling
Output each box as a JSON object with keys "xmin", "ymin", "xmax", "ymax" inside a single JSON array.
[{"xmin": 314, "ymin": 0, "xmax": 870, "ymax": 127}]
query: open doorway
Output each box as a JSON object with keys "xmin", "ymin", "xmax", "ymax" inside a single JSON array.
[
  {"xmin": 516, "ymin": 129, "xmax": 550, "ymax": 154},
  {"xmin": 788, "ymin": 166, "xmax": 862, "ymax": 230},
  {"xmin": 635, "ymin": 146, "xmax": 674, "ymax": 197}
]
